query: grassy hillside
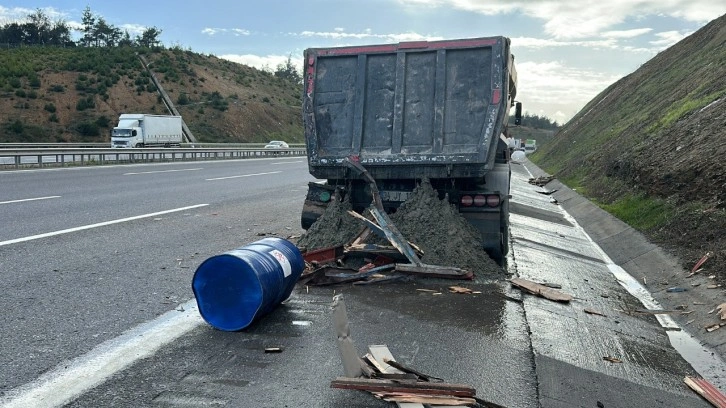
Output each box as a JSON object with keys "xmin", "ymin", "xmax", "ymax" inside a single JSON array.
[
  {"xmin": 0, "ymin": 46, "xmax": 303, "ymax": 144},
  {"xmin": 531, "ymin": 15, "xmax": 725, "ymax": 275}
]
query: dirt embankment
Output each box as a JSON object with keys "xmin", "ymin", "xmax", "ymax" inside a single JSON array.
[{"xmin": 531, "ymin": 14, "xmax": 726, "ymax": 285}]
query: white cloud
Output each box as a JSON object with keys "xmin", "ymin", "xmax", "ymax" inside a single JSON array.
[
  {"xmin": 297, "ymin": 29, "xmax": 443, "ymax": 43},
  {"xmin": 602, "ymin": 28, "xmax": 653, "ymax": 39},
  {"xmin": 119, "ymin": 23, "xmax": 147, "ymax": 37},
  {"xmin": 231, "ymin": 28, "xmax": 251, "ymax": 36},
  {"xmin": 650, "ymin": 30, "xmax": 692, "ymax": 48},
  {"xmin": 512, "ymin": 36, "xmax": 618, "ymax": 50},
  {"xmin": 0, "ymin": 6, "xmax": 69, "ymax": 23},
  {"xmin": 219, "ymin": 54, "xmax": 302, "ymax": 72},
  {"xmin": 397, "ymin": 0, "xmax": 725, "ymax": 39},
  {"xmin": 515, "ymin": 60, "xmax": 623, "ymax": 122},
  {"xmin": 201, "ymin": 27, "xmax": 250, "ymax": 37}
]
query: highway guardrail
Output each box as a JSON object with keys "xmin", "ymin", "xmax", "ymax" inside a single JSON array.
[{"xmin": 0, "ymin": 146, "xmax": 307, "ymax": 170}]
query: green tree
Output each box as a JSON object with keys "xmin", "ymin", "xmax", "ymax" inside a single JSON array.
[
  {"xmin": 136, "ymin": 27, "xmax": 162, "ymax": 48},
  {"xmin": 80, "ymin": 6, "xmax": 95, "ymax": 47},
  {"xmin": 26, "ymin": 8, "xmax": 51, "ymax": 44},
  {"xmin": 274, "ymin": 55, "xmax": 302, "ymax": 84},
  {"xmin": 118, "ymin": 30, "xmax": 133, "ymax": 47}
]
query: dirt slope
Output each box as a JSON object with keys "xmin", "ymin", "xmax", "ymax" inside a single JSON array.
[
  {"xmin": 532, "ymin": 15, "xmax": 725, "ymax": 281},
  {"xmin": 0, "ymin": 47, "xmax": 302, "ymax": 144}
]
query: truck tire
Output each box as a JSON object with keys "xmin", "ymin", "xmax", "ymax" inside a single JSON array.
[{"xmin": 135, "ymin": 143, "xmax": 143, "ymax": 148}]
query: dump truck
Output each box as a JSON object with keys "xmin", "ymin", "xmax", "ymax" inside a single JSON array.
[
  {"xmin": 110, "ymin": 114, "xmax": 183, "ymax": 148},
  {"xmin": 300, "ymin": 36, "xmax": 520, "ymax": 263}
]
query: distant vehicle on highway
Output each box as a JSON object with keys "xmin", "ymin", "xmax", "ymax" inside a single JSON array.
[
  {"xmin": 111, "ymin": 114, "xmax": 183, "ymax": 148},
  {"xmin": 264, "ymin": 140, "xmax": 289, "ymax": 149}
]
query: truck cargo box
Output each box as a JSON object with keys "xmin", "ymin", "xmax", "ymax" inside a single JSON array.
[{"xmin": 303, "ymin": 36, "xmax": 517, "ymax": 180}]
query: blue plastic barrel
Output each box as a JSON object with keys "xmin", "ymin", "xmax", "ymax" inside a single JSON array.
[{"xmin": 192, "ymin": 238, "xmax": 304, "ymax": 331}]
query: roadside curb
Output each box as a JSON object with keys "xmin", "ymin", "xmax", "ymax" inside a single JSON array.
[{"xmin": 524, "ymin": 160, "xmax": 726, "ymax": 358}]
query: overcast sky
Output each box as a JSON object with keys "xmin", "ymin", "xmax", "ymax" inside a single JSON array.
[{"xmin": 1, "ymin": 1, "xmax": 723, "ymax": 124}]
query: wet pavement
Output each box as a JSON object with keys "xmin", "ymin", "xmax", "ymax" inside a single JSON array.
[
  {"xmin": 510, "ymin": 161, "xmax": 710, "ymax": 407},
  {"xmin": 4, "ymin": 160, "xmax": 719, "ymax": 407}
]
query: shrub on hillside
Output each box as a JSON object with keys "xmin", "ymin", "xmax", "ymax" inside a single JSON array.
[
  {"xmin": 77, "ymin": 121, "xmax": 99, "ymax": 136},
  {"xmin": 76, "ymin": 97, "xmax": 95, "ymax": 111}
]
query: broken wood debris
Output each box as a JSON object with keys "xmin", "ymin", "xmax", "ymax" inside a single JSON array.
[
  {"xmin": 510, "ymin": 277, "xmax": 572, "ymax": 303},
  {"xmin": 706, "ymin": 323, "xmax": 725, "ymax": 333},
  {"xmin": 395, "ymin": 263, "xmax": 473, "ymax": 280},
  {"xmin": 330, "ymin": 295, "xmax": 500, "ymax": 407},
  {"xmin": 372, "ymin": 392, "xmax": 476, "ymax": 406},
  {"xmin": 602, "ymin": 356, "xmax": 622, "ymax": 364},
  {"xmin": 383, "ymin": 358, "xmax": 445, "ymax": 383},
  {"xmin": 584, "ymin": 308, "xmax": 607, "ymax": 317},
  {"xmin": 448, "ymin": 286, "xmax": 481, "ymax": 295},
  {"xmin": 718, "ymin": 303, "xmax": 726, "ymax": 320},
  {"xmin": 691, "ymin": 252, "xmax": 713, "ymax": 274},
  {"xmin": 684, "ymin": 376, "xmax": 726, "ymax": 408},
  {"xmin": 331, "ymin": 377, "xmax": 476, "ymax": 398},
  {"xmin": 528, "ymin": 175, "xmax": 555, "ymax": 186}
]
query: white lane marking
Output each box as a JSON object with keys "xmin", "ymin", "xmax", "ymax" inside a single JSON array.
[
  {"xmin": 271, "ymin": 160, "xmax": 304, "ymax": 165},
  {"xmin": 0, "ymin": 156, "xmax": 302, "ymax": 175},
  {"xmin": 0, "ymin": 204, "xmax": 209, "ymax": 247},
  {"xmin": 0, "ymin": 196, "xmax": 61, "ymax": 205},
  {"xmin": 123, "ymin": 168, "xmax": 202, "ymax": 175},
  {"xmin": 206, "ymin": 171, "xmax": 281, "ymax": 181},
  {"xmin": 0, "ymin": 300, "xmax": 203, "ymax": 408}
]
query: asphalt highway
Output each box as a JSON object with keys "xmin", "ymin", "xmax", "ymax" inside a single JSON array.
[{"xmin": 0, "ymin": 158, "xmax": 717, "ymax": 407}]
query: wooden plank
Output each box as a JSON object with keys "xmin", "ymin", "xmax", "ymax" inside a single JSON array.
[
  {"xmin": 384, "ymin": 359, "xmax": 445, "ymax": 383},
  {"xmin": 369, "ymin": 207, "xmax": 424, "ymax": 266},
  {"xmin": 368, "ymin": 345, "xmax": 403, "ymax": 374},
  {"xmin": 367, "ymin": 345, "xmax": 424, "ymax": 408},
  {"xmin": 373, "ymin": 392, "xmax": 475, "ymax": 406},
  {"xmin": 396, "ymin": 263, "xmax": 473, "ymax": 280},
  {"xmin": 363, "ymin": 353, "xmax": 387, "ymax": 373},
  {"xmin": 349, "ymin": 226, "xmax": 373, "ymax": 246},
  {"xmin": 685, "ymin": 376, "xmax": 726, "ymax": 408},
  {"xmin": 331, "ymin": 295, "xmax": 363, "ymax": 378},
  {"xmin": 330, "ymin": 377, "xmax": 476, "ymax": 397},
  {"xmin": 510, "ymin": 277, "xmax": 572, "ymax": 302}
]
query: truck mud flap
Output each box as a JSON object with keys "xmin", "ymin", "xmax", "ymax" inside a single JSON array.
[
  {"xmin": 301, "ymin": 182, "xmax": 338, "ymax": 229},
  {"xmin": 460, "ymin": 212, "xmax": 505, "ymax": 264}
]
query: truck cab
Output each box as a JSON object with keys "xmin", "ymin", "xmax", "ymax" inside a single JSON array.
[{"xmin": 111, "ymin": 115, "xmax": 144, "ymax": 148}]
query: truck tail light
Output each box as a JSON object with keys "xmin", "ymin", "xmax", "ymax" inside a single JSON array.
[
  {"xmin": 461, "ymin": 195, "xmax": 473, "ymax": 207},
  {"xmin": 486, "ymin": 194, "xmax": 501, "ymax": 207}
]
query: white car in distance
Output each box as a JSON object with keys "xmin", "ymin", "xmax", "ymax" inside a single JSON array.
[{"xmin": 264, "ymin": 140, "xmax": 289, "ymax": 149}]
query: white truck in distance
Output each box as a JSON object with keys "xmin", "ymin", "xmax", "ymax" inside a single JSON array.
[{"xmin": 111, "ymin": 114, "xmax": 183, "ymax": 148}]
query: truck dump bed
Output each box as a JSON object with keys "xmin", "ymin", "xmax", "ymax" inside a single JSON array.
[{"xmin": 303, "ymin": 36, "xmax": 516, "ymax": 180}]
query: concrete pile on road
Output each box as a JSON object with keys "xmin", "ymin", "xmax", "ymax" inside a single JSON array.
[{"xmin": 295, "ymin": 179, "xmax": 503, "ymax": 284}]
